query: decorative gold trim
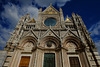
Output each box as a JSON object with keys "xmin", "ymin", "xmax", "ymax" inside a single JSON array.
[
  {"xmin": 28, "ymin": 18, "xmax": 36, "ymax": 23},
  {"xmin": 65, "ymin": 15, "xmax": 71, "ymax": 22}
]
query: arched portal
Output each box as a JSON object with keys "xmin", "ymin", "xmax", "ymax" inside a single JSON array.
[
  {"xmin": 37, "ymin": 36, "xmax": 61, "ymax": 67},
  {"xmin": 62, "ymin": 36, "xmax": 89, "ymax": 67},
  {"xmin": 15, "ymin": 36, "xmax": 37, "ymax": 67}
]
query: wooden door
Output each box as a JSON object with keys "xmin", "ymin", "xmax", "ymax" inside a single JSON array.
[
  {"xmin": 69, "ymin": 57, "xmax": 81, "ymax": 67},
  {"xmin": 19, "ymin": 56, "xmax": 30, "ymax": 67}
]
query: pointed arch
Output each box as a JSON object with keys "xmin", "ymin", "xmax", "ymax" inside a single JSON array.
[
  {"xmin": 18, "ymin": 36, "xmax": 37, "ymax": 48},
  {"xmin": 63, "ymin": 36, "xmax": 84, "ymax": 50},
  {"xmin": 39, "ymin": 36, "xmax": 61, "ymax": 50}
]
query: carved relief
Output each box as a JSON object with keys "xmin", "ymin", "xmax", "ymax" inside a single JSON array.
[
  {"xmin": 66, "ymin": 42, "xmax": 76, "ymax": 52},
  {"xmin": 66, "ymin": 42, "xmax": 76, "ymax": 49},
  {"xmin": 44, "ymin": 7, "xmax": 58, "ymax": 14},
  {"xmin": 44, "ymin": 41, "xmax": 56, "ymax": 48},
  {"xmin": 24, "ymin": 42, "xmax": 33, "ymax": 48},
  {"xmin": 23, "ymin": 42, "xmax": 34, "ymax": 51}
]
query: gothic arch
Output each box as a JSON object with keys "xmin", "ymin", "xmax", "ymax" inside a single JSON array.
[
  {"xmin": 63, "ymin": 36, "xmax": 83, "ymax": 50},
  {"xmin": 18, "ymin": 36, "xmax": 37, "ymax": 48},
  {"xmin": 39, "ymin": 36, "xmax": 61, "ymax": 49}
]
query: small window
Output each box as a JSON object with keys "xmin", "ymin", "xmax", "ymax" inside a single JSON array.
[
  {"xmin": 19, "ymin": 56, "xmax": 30, "ymax": 67},
  {"xmin": 43, "ymin": 53, "xmax": 55, "ymax": 67},
  {"xmin": 69, "ymin": 57, "xmax": 81, "ymax": 67}
]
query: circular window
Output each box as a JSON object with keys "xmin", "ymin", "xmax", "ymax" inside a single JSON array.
[{"xmin": 44, "ymin": 18, "xmax": 56, "ymax": 26}]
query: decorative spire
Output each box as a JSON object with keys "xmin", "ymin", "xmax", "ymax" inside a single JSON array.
[
  {"xmin": 72, "ymin": 12, "xmax": 75, "ymax": 17},
  {"xmin": 65, "ymin": 15, "xmax": 70, "ymax": 22},
  {"xmin": 59, "ymin": 7, "xmax": 62, "ymax": 12},
  {"xmin": 39, "ymin": 8, "xmax": 42, "ymax": 12},
  {"xmin": 50, "ymin": 3, "xmax": 52, "ymax": 6},
  {"xmin": 27, "ymin": 13, "xmax": 30, "ymax": 16}
]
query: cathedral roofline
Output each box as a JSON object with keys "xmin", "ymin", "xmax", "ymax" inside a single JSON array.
[{"xmin": 28, "ymin": 18, "xmax": 36, "ymax": 23}]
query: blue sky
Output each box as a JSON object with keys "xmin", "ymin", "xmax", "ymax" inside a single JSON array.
[{"xmin": 0, "ymin": 0, "xmax": 100, "ymax": 54}]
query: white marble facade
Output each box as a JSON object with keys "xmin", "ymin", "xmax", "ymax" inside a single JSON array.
[{"xmin": 1, "ymin": 5, "xmax": 100, "ymax": 67}]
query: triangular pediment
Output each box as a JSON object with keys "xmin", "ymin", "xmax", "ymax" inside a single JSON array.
[
  {"xmin": 21, "ymin": 29, "xmax": 38, "ymax": 39},
  {"xmin": 62, "ymin": 29, "xmax": 79, "ymax": 39},
  {"xmin": 41, "ymin": 28, "xmax": 60, "ymax": 39},
  {"xmin": 42, "ymin": 4, "xmax": 59, "ymax": 14}
]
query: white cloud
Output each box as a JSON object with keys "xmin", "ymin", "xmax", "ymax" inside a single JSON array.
[
  {"xmin": 57, "ymin": 0, "xmax": 70, "ymax": 7},
  {"xmin": 95, "ymin": 40, "xmax": 100, "ymax": 54},
  {"xmin": 1, "ymin": 3, "xmax": 38, "ymax": 27},
  {"xmin": 1, "ymin": 3, "xmax": 39, "ymax": 28},
  {"xmin": 0, "ymin": 2, "xmax": 39, "ymax": 49},
  {"xmin": 88, "ymin": 21, "xmax": 100, "ymax": 54},
  {"xmin": 95, "ymin": 40, "xmax": 100, "ymax": 47},
  {"xmin": 0, "ymin": 0, "xmax": 71, "ymax": 49},
  {"xmin": 0, "ymin": 37, "xmax": 6, "ymax": 49},
  {"xmin": 34, "ymin": 0, "xmax": 56, "ymax": 7},
  {"xmin": 34, "ymin": 0, "xmax": 71, "ymax": 7},
  {"xmin": 0, "ymin": 25, "xmax": 12, "ymax": 48},
  {"xmin": 1, "ymin": 3, "xmax": 20, "ymax": 28},
  {"xmin": 21, "ymin": 5, "xmax": 38, "ymax": 19},
  {"xmin": 88, "ymin": 21, "xmax": 100, "ymax": 36}
]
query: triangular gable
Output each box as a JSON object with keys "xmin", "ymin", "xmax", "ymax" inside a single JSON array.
[
  {"xmin": 62, "ymin": 29, "xmax": 79, "ymax": 39},
  {"xmin": 42, "ymin": 4, "xmax": 59, "ymax": 14},
  {"xmin": 21, "ymin": 29, "xmax": 38, "ymax": 39},
  {"xmin": 41, "ymin": 28, "xmax": 60, "ymax": 39}
]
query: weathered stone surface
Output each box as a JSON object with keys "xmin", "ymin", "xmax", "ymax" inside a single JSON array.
[{"xmin": 0, "ymin": 51, "xmax": 7, "ymax": 67}]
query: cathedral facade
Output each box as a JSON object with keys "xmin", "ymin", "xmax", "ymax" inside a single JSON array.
[{"xmin": 1, "ymin": 5, "xmax": 100, "ymax": 67}]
